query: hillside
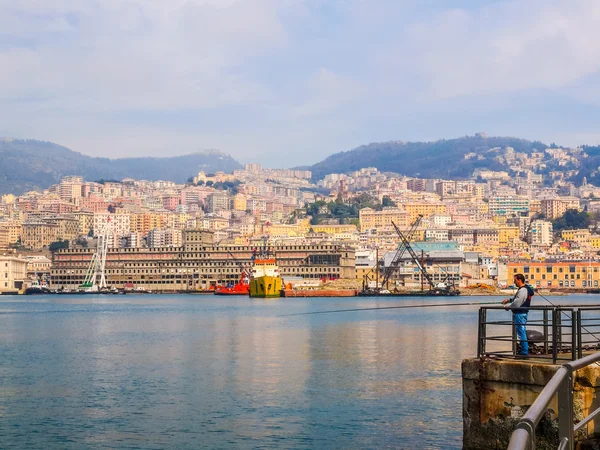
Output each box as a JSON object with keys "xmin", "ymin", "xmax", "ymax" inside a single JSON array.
[
  {"xmin": 304, "ymin": 135, "xmax": 549, "ymax": 181},
  {"xmin": 0, "ymin": 139, "xmax": 242, "ymax": 195}
]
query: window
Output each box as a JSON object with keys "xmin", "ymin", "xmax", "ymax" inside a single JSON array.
[
  {"xmin": 524, "ymin": 266, "xmax": 530, "ymax": 273},
  {"xmin": 570, "ymin": 265, "xmax": 576, "ymax": 273},
  {"xmin": 547, "ymin": 266, "xmax": 552, "ymax": 273}
]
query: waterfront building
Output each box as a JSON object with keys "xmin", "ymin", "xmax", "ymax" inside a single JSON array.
[
  {"xmin": 0, "ymin": 255, "xmax": 27, "ymax": 293},
  {"xmin": 50, "ymin": 230, "xmax": 356, "ymax": 291},
  {"xmin": 508, "ymin": 261, "xmax": 600, "ymax": 289}
]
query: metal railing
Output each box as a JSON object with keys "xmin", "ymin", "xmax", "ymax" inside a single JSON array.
[
  {"xmin": 507, "ymin": 351, "xmax": 600, "ymax": 450},
  {"xmin": 478, "ymin": 306, "xmax": 600, "ymax": 363}
]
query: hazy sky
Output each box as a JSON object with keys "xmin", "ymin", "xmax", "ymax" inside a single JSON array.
[{"xmin": 2, "ymin": 0, "xmax": 600, "ymax": 167}]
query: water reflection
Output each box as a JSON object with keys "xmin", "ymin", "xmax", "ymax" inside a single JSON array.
[{"xmin": 1, "ymin": 295, "xmax": 594, "ymax": 449}]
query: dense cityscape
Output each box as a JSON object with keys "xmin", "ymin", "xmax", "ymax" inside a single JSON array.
[{"xmin": 2, "ymin": 143, "xmax": 600, "ymax": 294}]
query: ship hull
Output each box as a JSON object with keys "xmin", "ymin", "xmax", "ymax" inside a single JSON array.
[{"xmin": 249, "ymin": 275, "xmax": 282, "ymax": 298}]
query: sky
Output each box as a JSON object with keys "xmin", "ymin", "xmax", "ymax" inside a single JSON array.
[{"xmin": 2, "ymin": 0, "xmax": 600, "ymax": 167}]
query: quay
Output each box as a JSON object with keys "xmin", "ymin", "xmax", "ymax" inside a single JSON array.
[{"xmin": 463, "ymin": 305, "xmax": 600, "ymax": 449}]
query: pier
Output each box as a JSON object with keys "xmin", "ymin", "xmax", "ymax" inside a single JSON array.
[{"xmin": 463, "ymin": 305, "xmax": 600, "ymax": 449}]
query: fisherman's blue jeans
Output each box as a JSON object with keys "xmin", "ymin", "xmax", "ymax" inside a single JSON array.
[{"xmin": 513, "ymin": 312, "xmax": 529, "ymax": 355}]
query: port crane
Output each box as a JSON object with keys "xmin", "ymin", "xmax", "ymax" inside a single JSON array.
[
  {"xmin": 378, "ymin": 215, "xmax": 423, "ymax": 291},
  {"xmin": 391, "ymin": 220, "xmax": 458, "ymax": 295}
]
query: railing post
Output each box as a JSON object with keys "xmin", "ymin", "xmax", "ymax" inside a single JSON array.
[
  {"xmin": 576, "ymin": 309, "xmax": 583, "ymax": 360},
  {"xmin": 571, "ymin": 310, "xmax": 577, "ymax": 362},
  {"xmin": 477, "ymin": 308, "xmax": 486, "ymax": 357},
  {"xmin": 557, "ymin": 310, "xmax": 563, "ymax": 356},
  {"xmin": 543, "ymin": 309, "xmax": 549, "ymax": 355},
  {"xmin": 558, "ymin": 367, "xmax": 574, "ymax": 450},
  {"xmin": 512, "ymin": 311, "xmax": 518, "ymax": 356},
  {"xmin": 553, "ymin": 310, "xmax": 558, "ymax": 364}
]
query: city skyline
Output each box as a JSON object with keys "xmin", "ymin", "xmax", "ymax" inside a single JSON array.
[{"xmin": 2, "ymin": 0, "xmax": 600, "ymax": 167}]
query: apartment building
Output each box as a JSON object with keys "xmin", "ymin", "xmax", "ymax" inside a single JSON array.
[
  {"xmin": 508, "ymin": 261, "xmax": 600, "ymax": 289},
  {"xmin": 0, "ymin": 255, "xmax": 27, "ymax": 293},
  {"xmin": 359, "ymin": 207, "xmax": 410, "ymax": 231}
]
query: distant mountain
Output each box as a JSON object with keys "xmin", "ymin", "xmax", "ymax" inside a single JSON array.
[
  {"xmin": 0, "ymin": 139, "xmax": 242, "ymax": 195},
  {"xmin": 303, "ymin": 135, "xmax": 549, "ymax": 181}
]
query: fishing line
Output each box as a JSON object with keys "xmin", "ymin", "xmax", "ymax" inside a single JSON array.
[
  {"xmin": 279, "ymin": 300, "xmax": 502, "ymax": 317},
  {"xmin": 535, "ymin": 290, "xmax": 600, "ymax": 342}
]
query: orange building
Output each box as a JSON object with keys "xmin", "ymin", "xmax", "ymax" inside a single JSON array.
[{"xmin": 508, "ymin": 261, "xmax": 600, "ymax": 289}]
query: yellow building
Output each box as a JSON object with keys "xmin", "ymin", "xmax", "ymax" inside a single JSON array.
[
  {"xmin": 359, "ymin": 207, "xmax": 410, "ymax": 231},
  {"xmin": 73, "ymin": 211, "xmax": 94, "ymax": 236},
  {"xmin": 130, "ymin": 213, "xmax": 168, "ymax": 234},
  {"xmin": 591, "ymin": 236, "xmax": 600, "ymax": 250},
  {"xmin": 498, "ymin": 226, "xmax": 520, "ymax": 246},
  {"xmin": 508, "ymin": 261, "xmax": 600, "ymax": 289},
  {"xmin": 21, "ymin": 222, "xmax": 60, "ymax": 250},
  {"xmin": 267, "ymin": 223, "xmax": 301, "ymax": 237},
  {"xmin": 232, "ymin": 194, "xmax": 247, "ymax": 212},
  {"xmin": 403, "ymin": 202, "xmax": 447, "ymax": 222},
  {"xmin": 311, "ymin": 224, "xmax": 357, "ymax": 235},
  {"xmin": 561, "ymin": 229, "xmax": 591, "ymax": 248},
  {"xmin": 0, "ymin": 222, "xmax": 21, "ymax": 245}
]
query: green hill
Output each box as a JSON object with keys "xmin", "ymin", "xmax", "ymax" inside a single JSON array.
[
  {"xmin": 304, "ymin": 135, "xmax": 548, "ymax": 181},
  {"xmin": 0, "ymin": 139, "xmax": 242, "ymax": 195}
]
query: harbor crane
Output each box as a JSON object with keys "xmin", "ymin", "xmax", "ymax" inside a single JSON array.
[
  {"xmin": 378, "ymin": 215, "xmax": 423, "ymax": 290},
  {"xmin": 391, "ymin": 220, "xmax": 459, "ymax": 295}
]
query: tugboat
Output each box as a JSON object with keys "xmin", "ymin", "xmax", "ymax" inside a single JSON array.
[
  {"xmin": 249, "ymin": 242, "xmax": 282, "ymax": 298},
  {"xmin": 214, "ymin": 269, "xmax": 250, "ymax": 295}
]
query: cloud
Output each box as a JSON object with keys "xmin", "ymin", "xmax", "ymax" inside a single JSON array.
[
  {"xmin": 2, "ymin": 0, "xmax": 600, "ymax": 167},
  {"xmin": 394, "ymin": 0, "xmax": 600, "ymax": 100},
  {"xmin": 0, "ymin": 0, "xmax": 287, "ymax": 110},
  {"xmin": 293, "ymin": 68, "xmax": 365, "ymax": 116}
]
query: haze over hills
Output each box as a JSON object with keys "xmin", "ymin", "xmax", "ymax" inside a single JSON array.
[
  {"xmin": 302, "ymin": 135, "xmax": 554, "ymax": 182},
  {"xmin": 0, "ymin": 139, "xmax": 242, "ymax": 195},
  {"xmin": 2, "ymin": 134, "xmax": 596, "ymax": 196}
]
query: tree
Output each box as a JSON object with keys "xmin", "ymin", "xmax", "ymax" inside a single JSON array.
[
  {"xmin": 49, "ymin": 239, "xmax": 69, "ymax": 252},
  {"xmin": 206, "ymin": 180, "xmax": 214, "ymax": 187},
  {"xmin": 552, "ymin": 209, "xmax": 592, "ymax": 231},
  {"xmin": 382, "ymin": 196, "xmax": 397, "ymax": 208}
]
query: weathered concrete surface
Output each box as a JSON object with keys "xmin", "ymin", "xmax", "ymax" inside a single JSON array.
[{"xmin": 463, "ymin": 357, "xmax": 600, "ymax": 450}]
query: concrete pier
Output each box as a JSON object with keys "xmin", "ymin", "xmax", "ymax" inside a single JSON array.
[{"xmin": 462, "ymin": 357, "xmax": 600, "ymax": 450}]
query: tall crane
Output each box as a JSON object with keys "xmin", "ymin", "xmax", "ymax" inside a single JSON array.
[
  {"xmin": 391, "ymin": 221, "xmax": 458, "ymax": 294},
  {"xmin": 391, "ymin": 220, "xmax": 435, "ymax": 291},
  {"xmin": 378, "ymin": 215, "xmax": 423, "ymax": 290}
]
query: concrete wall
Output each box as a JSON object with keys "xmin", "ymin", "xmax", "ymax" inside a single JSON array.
[{"xmin": 462, "ymin": 357, "xmax": 600, "ymax": 450}]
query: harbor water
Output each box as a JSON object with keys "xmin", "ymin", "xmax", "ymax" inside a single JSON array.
[{"xmin": 0, "ymin": 294, "xmax": 596, "ymax": 449}]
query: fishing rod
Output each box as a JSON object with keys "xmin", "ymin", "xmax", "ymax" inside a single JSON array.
[{"xmin": 279, "ymin": 299, "xmax": 503, "ymax": 317}]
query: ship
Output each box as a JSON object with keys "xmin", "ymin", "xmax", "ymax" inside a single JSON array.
[
  {"xmin": 214, "ymin": 270, "xmax": 250, "ymax": 295},
  {"xmin": 249, "ymin": 245, "xmax": 282, "ymax": 298}
]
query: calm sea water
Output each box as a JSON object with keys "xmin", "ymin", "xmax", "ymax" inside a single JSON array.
[{"xmin": 0, "ymin": 294, "xmax": 597, "ymax": 449}]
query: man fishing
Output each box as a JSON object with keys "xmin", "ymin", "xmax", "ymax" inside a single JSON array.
[{"xmin": 502, "ymin": 273, "xmax": 535, "ymax": 356}]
